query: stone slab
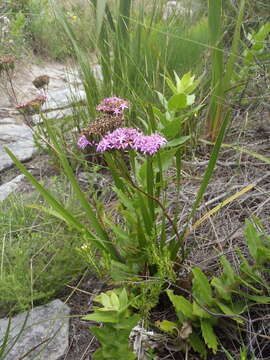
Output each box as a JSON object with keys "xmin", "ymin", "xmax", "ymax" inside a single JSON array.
[
  {"xmin": 0, "ymin": 123, "xmax": 36, "ymax": 172},
  {"xmin": 0, "ymin": 174, "xmax": 25, "ymax": 201},
  {"xmin": 42, "ymin": 88, "xmax": 86, "ymax": 112},
  {"xmin": 0, "ymin": 299, "xmax": 70, "ymax": 360}
]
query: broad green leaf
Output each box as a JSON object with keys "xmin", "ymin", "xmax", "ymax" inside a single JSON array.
[
  {"xmin": 186, "ymin": 94, "xmax": 195, "ymax": 106},
  {"xmin": 192, "ymin": 301, "xmax": 211, "ymax": 319},
  {"xmin": 168, "ymin": 93, "xmax": 187, "ymax": 111},
  {"xmin": 192, "ymin": 268, "xmax": 213, "ymax": 305},
  {"xmin": 220, "ymin": 256, "xmax": 235, "ymax": 283},
  {"xmin": 101, "ymin": 293, "xmax": 111, "ymax": 308},
  {"xmin": 83, "ymin": 310, "xmax": 118, "ymax": 323},
  {"xmin": 245, "ymin": 220, "xmax": 262, "ymax": 261},
  {"xmin": 211, "ymin": 277, "xmax": 231, "ymax": 301},
  {"xmin": 165, "ymin": 136, "xmax": 191, "ymax": 147},
  {"xmin": 189, "ymin": 332, "xmax": 207, "ymax": 360},
  {"xmin": 200, "ymin": 319, "xmax": 218, "ymax": 353},
  {"xmin": 160, "ymin": 117, "xmax": 182, "ymax": 139},
  {"xmin": 119, "ymin": 288, "xmax": 128, "ymax": 311},
  {"xmin": 156, "ymin": 91, "xmax": 168, "ymax": 108},
  {"xmin": 256, "ymin": 246, "xmax": 270, "ymax": 265},
  {"xmin": 167, "ymin": 290, "xmax": 195, "ymax": 320},
  {"xmin": 110, "ymin": 292, "xmax": 120, "ymax": 310},
  {"xmin": 152, "ymin": 106, "xmax": 168, "ymax": 127},
  {"xmin": 215, "ymin": 301, "xmax": 244, "ymax": 324},
  {"xmin": 155, "ymin": 320, "xmax": 178, "ymax": 334}
]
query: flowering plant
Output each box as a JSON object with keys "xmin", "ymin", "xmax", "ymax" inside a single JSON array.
[{"xmin": 16, "ymin": 94, "xmax": 46, "ymax": 115}]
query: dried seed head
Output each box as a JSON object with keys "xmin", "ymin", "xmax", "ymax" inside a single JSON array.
[
  {"xmin": 32, "ymin": 75, "xmax": 50, "ymax": 89},
  {"xmin": 82, "ymin": 114, "xmax": 124, "ymax": 137},
  {"xmin": 0, "ymin": 54, "xmax": 15, "ymax": 73}
]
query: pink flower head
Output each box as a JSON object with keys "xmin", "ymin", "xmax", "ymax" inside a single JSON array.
[
  {"xmin": 96, "ymin": 97, "xmax": 129, "ymax": 115},
  {"xmin": 16, "ymin": 102, "xmax": 28, "ymax": 110},
  {"xmin": 96, "ymin": 128, "xmax": 142, "ymax": 152},
  {"xmin": 132, "ymin": 134, "xmax": 167, "ymax": 155},
  {"xmin": 36, "ymin": 94, "xmax": 47, "ymax": 101},
  {"xmin": 77, "ymin": 135, "xmax": 92, "ymax": 149}
]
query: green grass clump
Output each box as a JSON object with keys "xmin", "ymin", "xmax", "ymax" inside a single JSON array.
[
  {"xmin": 148, "ymin": 17, "xmax": 209, "ymax": 77},
  {"xmin": 0, "ymin": 177, "xmax": 86, "ymax": 314},
  {"xmin": 26, "ymin": 0, "xmax": 95, "ymax": 60}
]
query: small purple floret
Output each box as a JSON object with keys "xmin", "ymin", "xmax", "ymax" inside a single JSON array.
[
  {"xmin": 77, "ymin": 135, "xmax": 92, "ymax": 149},
  {"xmin": 96, "ymin": 128, "xmax": 167, "ymax": 155},
  {"xmin": 133, "ymin": 134, "xmax": 167, "ymax": 155},
  {"xmin": 96, "ymin": 128, "xmax": 142, "ymax": 152},
  {"xmin": 96, "ymin": 97, "xmax": 129, "ymax": 115}
]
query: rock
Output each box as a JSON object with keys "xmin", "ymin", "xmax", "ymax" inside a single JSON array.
[
  {"xmin": 0, "ymin": 123, "xmax": 36, "ymax": 172},
  {"xmin": 42, "ymin": 88, "xmax": 86, "ymax": 112},
  {"xmin": 0, "ymin": 174, "xmax": 25, "ymax": 201},
  {"xmin": 0, "ymin": 299, "xmax": 70, "ymax": 360},
  {"xmin": 163, "ymin": 0, "xmax": 200, "ymax": 20},
  {"xmin": 32, "ymin": 107, "xmax": 74, "ymax": 124},
  {"xmin": 0, "ymin": 117, "xmax": 17, "ymax": 125}
]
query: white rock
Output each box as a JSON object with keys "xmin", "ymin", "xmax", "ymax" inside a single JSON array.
[
  {"xmin": 42, "ymin": 88, "xmax": 86, "ymax": 112},
  {"xmin": 0, "ymin": 117, "xmax": 17, "ymax": 125},
  {"xmin": 0, "ymin": 123, "xmax": 36, "ymax": 171},
  {"xmin": 0, "ymin": 299, "xmax": 70, "ymax": 360},
  {"xmin": 163, "ymin": 1, "xmax": 194, "ymax": 20},
  {"xmin": 32, "ymin": 107, "xmax": 74, "ymax": 124},
  {"xmin": 0, "ymin": 174, "xmax": 25, "ymax": 201}
]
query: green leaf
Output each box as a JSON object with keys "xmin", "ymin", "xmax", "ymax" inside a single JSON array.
[
  {"xmin": 243, "ymin": 294, "xmax": 270, "ymax": 304},
  {"xmin": 200, "ymin": 319, "xmax": 218, "ymax": 353},
  {"xmin": 156, "ymin": 91, "xmax": 168, "ymax": 109},
  {"xmin": 119, "ymin": 288, "xmax": 128, "ymax": 311},
  {"xmin": 215, "ymin": 301, "xmax": 244, "ymax": 324},
  {"xmin": 245, "ymin": 220, "xmax": 262, "ymax": 262},
  {"xmin": 189, "ymin": 332, "xmax": 207, "ymax": 360},
  {"xmin": 192, "ymin": 301, "xmax": 211, "ymax": 319},
  {"xmin": 83, "ymin": 310, "xmax": 118, "ymax": 323},
  {"xmin": 165, "ymin": 136, "xmax": 191, "ymax": 147},
  {"xmin": 186, "ymin": 94, "xmax": 195, "ymax": 106},
  {"xmin": 220, "ymin": 256, "xmax": 235, "ymax": 283},
  {"xmin": 192, "ymin": 268, "xmax": 213, "ymax": 305},
  {"xmin": 168, "ymin": 93, "xmax": 187, "ymax": 111},
  {"xmin": 155, "ymin": 320, "xmax": 178, "ymax": 334},
  {"xmin": 167, "ymin": 290, "xmax": 195, "ymax": 320}
]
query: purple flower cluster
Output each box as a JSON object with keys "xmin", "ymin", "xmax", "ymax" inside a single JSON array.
[
  {"xmin": 133, "ymin": 133, "xmax": 167, "ymax": 155},
  {"xmin": 77, "ymin": 135, "xmax": 93, "ymax": 149},
  {"xmin": 96, "ymin": 127, "xmax": 167, "ymax": 155},
  {"xmin": 96, "ymin": 97, "xmax": 129, "ymax": 115},
  {"xmin": 96, "ymin": 128, "xmax": 142, "ymax": 152}
]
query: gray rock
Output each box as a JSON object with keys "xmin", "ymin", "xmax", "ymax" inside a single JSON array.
[
  {"xmin": 0, "ymin": 299, "xmax": 70, "ymax": 360},
  {"xmin": 42, "ymin": 88, "xmax": 86, "ymax": 112},
  {"xmin": 0, "ymin": 123, "xmax": 36, "ymax": 172},
  {"xmin": 0, "ymin": 174, "xmax": 25, "ymax": 201},
  {"xmin": 32, "ymin": 107, "xmax": 74, "ymax": 124},
  {"xmin": 0, "ymin": 117, "xmax": 17, "ymax": 125}
]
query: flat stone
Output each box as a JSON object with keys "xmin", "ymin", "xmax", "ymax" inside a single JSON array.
[
  {"xmin": 0, "ymin": 123, "xmax": 36, "ymax": 172},
  {"xmin": 0, "ymin": 174, "xmax": 25, "ymax": 201},
  {"xmin": 32, "ymin": 107, "xmax": 74, "ymax": 124},
  {"xmin": 0, "ymin": 118, "xmax": 17, "ymax": 125},
  {"xmin": 0, "ymin": 299, "xmax": 70, "ymax": 360},
  {"xmin": 42, "ymin": 88, "xmax": 86, "ymax": 112}
]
